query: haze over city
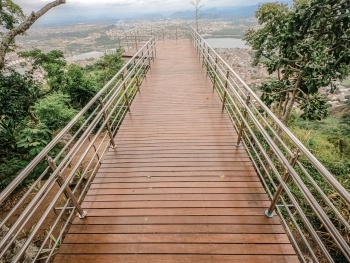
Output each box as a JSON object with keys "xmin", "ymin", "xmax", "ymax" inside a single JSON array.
[{"xmin": 15, "ymin": 0, "xmax": 291, "ymax": 24}]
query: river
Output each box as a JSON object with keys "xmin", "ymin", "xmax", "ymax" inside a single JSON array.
[{"xmin": 66, "ymin": 51, "xmax": 105, "ymax": 62}]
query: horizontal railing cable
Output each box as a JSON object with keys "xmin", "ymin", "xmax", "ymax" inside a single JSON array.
[
  {"xmin": 191, "ymin": 26, "xmax": 350, "ymax": 262},
  {"xmin": 0, "ymin": 36, "xmax": 156, "ymax": 262}
]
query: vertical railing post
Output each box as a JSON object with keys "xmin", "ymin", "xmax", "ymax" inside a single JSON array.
[
  {"xmin": 141, "ymin": 50, "xmax": 147, "ymax": 76},
  {"xmin": 236, "ymin": 95, "xmax": 251, "ymax": 146},
  {"xmin": 206, "ymin": 47, "xmax": 210, "ymax": 77},
  {"xmin": 150, "ymin": 41, "xmax": 155, "ymax": 61},
  {"xmin": 136, "ymin": 74, "xmax": 141, "ymax": 93},
  {"xmin": 147, "ymin": 43, "xmax": 152, "ymax": 68},
  {"xmin": 126, "ymin": 34, "xmax": 130, "ymax": 50},
  {"xmin": 122, "ymin": 72, "xmax": 131, "ymax": 112},
  {"xmin": 196, "ymin": 34, "xmax": 199, "ymax": 53},
  {"xmin": 162, "ymin": 28, "xmax": 165, "ymax": 41},
  {"xmin": 133, "ymin": 58, "xmax": 141, "ymax": 93},
  {"xmin": 134, "ymin": 51, "xmax": 142, "ymax": 93},
  {"xmin": 46, "ymin": 156, "xmax": 87, "ymax": 219},
  {"xmin": 99, "ymin": 99, "xmax": 116, "ymax": 149},
  {"xmin": 265, "ymin": 150, "xmax": 301, "ymax": 218},
  {"xmin": 135, "ymin": 35, "xmax": 138, "ymax": 51},
  {"xmin": 213, "ymin": 57, "xmax": 218, "ymax": 91},
  {"xmin": 199, "ymin": 38, "xmax": 202, "ymax": 61},
  {"xmin": 198, "ymin": 36, "xmax": 201, "ymax": 56},
  {"xmin": 221, "ymin": 70, "xmax": 230, "ymax": 111},
  {"xmin": 153, "ymin": 38, "xmax": 157, "ymax": 58},
  {"xmin": 201, "ymin": 45, "xmax": 205, "ymax": 68}
]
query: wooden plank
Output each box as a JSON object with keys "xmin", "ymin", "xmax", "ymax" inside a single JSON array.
[
  {"xmin": 82, "ymin": 200, "xmax": 271, "ymax": 209},
  {"xmin": 100, "ymin": 161, "xmax": 254, "ymax": 168},
  {"xmin": 103, "ymin": 157, "xmax": 252, "ymax": 162},
  {"xmin": 94, "ymin": 174, "xmax": 258, "ymax": 180},
  {"xmin": 92, "ymin": 176, "xmax": 260, "ymax": 183},
  {"xmin": 83, "ymin": 208, "xmax": 269, "ymax": 216},
  {"xmin": 96, "ymin": 170, "xmax": 258, "ymax": 177},
  {"xmin": 68, "ymin": 224, "xmax": 284, "ymax": 234},
  {"xmin": 55, "ymin": 255, "xmax": 300, "ymax": 263},
  {"xmin": 84, "ymin": 193, "xmax": 270, "ymax": 201},
  {"xmin": 64, "ymin": 233, "xmax": 291, "ymax": 244},
  {"xmin": 100, "ymin": 168, "xmax": 255, "ymax": 173},
  {"xmin": 87, "ymin": 187, "xmax": 266, "ymax": 195},
  {"xmin": 89, "ymin": 182, "xmax": 263, "ymax": 188},
  {"xmin": 106, "ymin": 149, "xmax": 247, "ymax": 155},
  {"xmin": 71, "ymin": 216, "xmax": 283, "ymax": 226},
  {"xmin": 58, "ymin": 243, "xmax": 296, "ymax": 255}
]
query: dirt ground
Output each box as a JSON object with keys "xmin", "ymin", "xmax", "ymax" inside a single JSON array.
[{"xmin": 0, "ymin": 134, "xmax": 109, "ymax": 260}]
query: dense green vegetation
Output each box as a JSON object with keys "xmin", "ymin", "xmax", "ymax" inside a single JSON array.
[
  {"xmin": 0, "ymin": 50, "xmax": 124, "ymax": 190},
  {"xmin": 290, "ymin": 114, "xmax": 350, "ymax": 188},
  {"xmin": 245, "ymin": 0, "xmax": 350, "ymax": 123}
]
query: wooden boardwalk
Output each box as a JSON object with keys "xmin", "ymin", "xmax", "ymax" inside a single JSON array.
[{"xmin": 55, "ymin": 40, "xmax": 298, "ymax": 263}]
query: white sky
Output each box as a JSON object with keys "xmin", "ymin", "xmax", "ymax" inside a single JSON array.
[
  {"xmin": 13, "ymin": 0, "xmax": 275, "ymax": 23},
  {"xmin": 17, "ymin": 0, "xmax": 267, "ymax": 13}
]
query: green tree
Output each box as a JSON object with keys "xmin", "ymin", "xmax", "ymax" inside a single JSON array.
[
  {"xmin": 245, "ymin": 0, "xmax": 350, "ymax": 123},
  {"xmin": 94, "ymin": 49, "xmax": 124, "ymax": 84},
  {"xmin": 19, "ymin": 49, "xmax": 67, "ymax": 91},
  {"xmin": 0, "ymin": 0, "xmax": 25, "ymax": 30},
  {"xmin": 0, "ymin": 70, "xmax": 41, "ymax": 121},
  {"xmin": 0, "ymin": 0, "xmax": 66, "ymax": 70},
  {"xmin": 64, "ymin": 64, "xmax": 98, "ymax": 109},
  {"xmin": 0, "ymin": 118, "xmax": 18, "ymax": 154},
  {"xmin": 17, "ymin": 123, "xmax": 52, "ymax": 156},
  {"xmin": 32, "ymin": 92, "xmax": 80, "ymax": 131}
]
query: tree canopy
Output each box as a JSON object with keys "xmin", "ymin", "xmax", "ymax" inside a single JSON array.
[
  {"xmin": 245, "ymin": 0, "xmax": 350, "ymax": 122},
  {"xmin": 0, "ymin": 0, "xmax": 25, "ymax": 30},
  {"xmin": 0, "ymin": 0, "xmax": 66, "ymax": 70}
]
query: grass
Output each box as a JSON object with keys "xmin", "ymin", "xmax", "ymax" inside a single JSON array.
[
  {"xmin": 289, "ymin": 114, "xmax": 350, "ymax": 190},
  {"xmin": 341, "ymin": 79, "xmax": 350, "ymax": 88}
]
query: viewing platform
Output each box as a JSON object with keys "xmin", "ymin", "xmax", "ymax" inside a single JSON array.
[{"xmin": 54, "ymin": 40, "xmax": 298, "ymax": 262}]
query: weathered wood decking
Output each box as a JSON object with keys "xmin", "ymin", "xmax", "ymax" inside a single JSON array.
[{"xmin": 55, "ymin": 40, "xmax": 298, "ymax": 262}]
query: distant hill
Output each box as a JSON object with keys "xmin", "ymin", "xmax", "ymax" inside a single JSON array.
[
  {"xmin": 35, "ymin": 1, "xmax": 293, "ymax": 25},
  {"xmin": 170, "ymin": 11, "xmax": 193, "ymax": 19},
  {"xmin": 140, "ymin": 13, "xmax": 166, "ymax": 20},
  {"xmin": 146, "ymin": 1, "xmax": 293, "ymax": 20}
]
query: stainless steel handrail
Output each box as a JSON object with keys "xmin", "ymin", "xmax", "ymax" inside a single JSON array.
[
  {"xmin": 190, "ymin": 26, "xmax": 350, "ymax": 262},
  {"xmin": 0, "ymin": 36, "xmax": 156, "ymax": 262}
]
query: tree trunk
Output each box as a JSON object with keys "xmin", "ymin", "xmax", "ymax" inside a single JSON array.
[
  {"xmin": 0, "ymin": 0, "xmax": 66, "ymax": 70},
  {"xmin": 281, "ymin": 75, "xmax": 302, "ymax": 123}
]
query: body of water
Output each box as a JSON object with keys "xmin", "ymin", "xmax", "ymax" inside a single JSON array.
[
  {"xmin": 204, "ymin": 38, "xmax": 248, "ymax": 49},
  {"xmin": 67, "ymin": 51, "xmax": 104, "ymax": 62},
  {"xmin": 67, "ymin": 49, "xmax": 116, "ymax": 62}
]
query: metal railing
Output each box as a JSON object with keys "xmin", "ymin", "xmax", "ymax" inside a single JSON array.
[
  {"xmin": 0, "ymin": 36, "xmax": 156, "ymax": 262},
  {"xmin": 123, "ymin": 25, "xmax": 192, "ymax": 44},
  {"xmin": 118, "ymin": 30, "xmax": 154, "ymax": 52},
  {"xmin": 191, "ymin": 27, "xmax": 350, "ymax": 262}
]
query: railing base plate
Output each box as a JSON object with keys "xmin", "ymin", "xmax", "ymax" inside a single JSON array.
[
  {"xmin": 265, "ymin": 209, "xmax": 274, "ymax": 218},
  {"xmin": 78, "ymin": 210, "xmax": 88, "ymax": 219}
]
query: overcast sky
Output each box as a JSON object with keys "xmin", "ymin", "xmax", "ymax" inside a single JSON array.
[{"xmin": 14, "ymin": 0, "xmax": 269, "ymax": 23}]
